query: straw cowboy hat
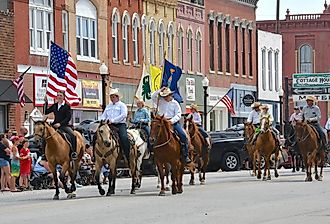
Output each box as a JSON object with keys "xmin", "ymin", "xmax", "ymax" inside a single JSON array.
[
  {"xmin": 190, "ymin": 103, "xmax": 199, "ymax": 111},
  {"xmin": 260, "ymin": 104, "xmax": 269, "ymax": 110},
  {"xmin": 250, "ymin": 102, "xmax": 261, "ymax": 108},
  {"xmin": 306, "ymin": 96, "xmax": 316, "ymax": 102},
  {"xmin": 108, "ymin": 88, "xmax": 121, "ymax": 97},
  {"xmin": 159, "ymin": 87, "xmax": 174, "ymax": 97}
]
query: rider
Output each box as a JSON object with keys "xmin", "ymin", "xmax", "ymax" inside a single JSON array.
[
  {"xmin": 44, "ymin": 90, "xmax": 77, "ymax": 160},
  {"xmin": 130, "ymin": 98, "xmax": 151, "ymax": 151},
  {"xmin": 289, "ymin": 107, "xmax": 303, "ymax": 125},
  {"xmin": 259, "ymin": 104, "xmax": 281, "ymax": 145},
  {"xmin": 301, "ymin": 96, "xmax": 328, "ymax": 150},
  {"xmin": 247, "ymin": 102, "xmax": 261, "ymax": 127},
  {"xmin": 99, "ymin": 88, "xmax": 130, "ymax": 162},
  {"xmin": 189, "ymin": 103, "xmax": 211, "ymax": 149},
  {"xmin": 151, "ymin": 87, "xmax": 191, "ymax": 164}
]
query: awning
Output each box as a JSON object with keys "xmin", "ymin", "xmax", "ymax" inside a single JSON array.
[{"xmin": 0, "ymin": 79, "xmax": 32, "ymax": 103}]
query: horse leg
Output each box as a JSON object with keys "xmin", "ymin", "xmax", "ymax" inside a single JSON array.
[
  {"xmin": 256, "ymin": 151, "xmax": 262, "ymax": 179},
  {"xmin": 176, "ymin": 160, "xmax": 184, "ymax": 194},
  {"xmin": 107, "ymin": 166, "xmax": 116, "ymax": 196},
  {"xmin": 189, "ymin": 169, "xmax": 195, "ymax": 185},
  {"xmin": 291, "ymin": 153, "xmax": 296, "ymax": 172},
  {"xmin": 171, "ymin": 162, "xmax": 177, "ymax": 195},
  {"xmin": 274, "ymin": 149, "xmax": 279, "ymax": 178},
  {"xmin": 303, "ymin": 154, "xmax": 312, "ymax": 182},
  {"xmin": 165, "ymin": 163, "xmax": 171, "ymax": 191},
  {"xmin": 263, "ymin": 156, "xmax": 269, "ymax": 181},
  {"xmin": 156, "ymin": 162, "xmax": 166, "ymax": 196},
  {"xmin": 49, "ymin": 163, "xmax": 60, "ymax": 200},
  {"xmin": 94, "ymin": 161, "xmax": 105, "ymax": 196},
  {"xmin": 59, "ymin": 162, "xmax": 71, "ymax": 194},
  {"xmin": 319, "ymin": 152, "xmax": 324, "ymax": 181}
]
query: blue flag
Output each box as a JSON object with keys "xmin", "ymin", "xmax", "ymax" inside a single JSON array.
[{"xmin": 161, "ymin": 59, "xmax": 183, "ymax": 103}]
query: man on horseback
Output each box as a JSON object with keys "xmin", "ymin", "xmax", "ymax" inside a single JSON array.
[
  {"xmin": 259, "ymin": 105, "xmax": 281, "ymax": 145},
  {"xmin": 44, "ymin": 90, "xmax": 77, "ymax": 160},
  {"xmin": 188, "ymin": 104, "xmax": 211, "ymax": 149},
  {"xmin": 246, "ymin": 102, "xmax": 261, "ymax": 144},
  {"xmin": 302, "ymin": 96, "xmax": 328, "ymax": 150},
  {"xmin": 130, "ymin": 98, "xmax": 151, "ymax": 152},
  {"xmin": 100, "ymin": 88, "xmax": 130, "ymax": 162},
  {"xmin": 152, "ymin": 87, "xmax": 191, "ymax": 164}
]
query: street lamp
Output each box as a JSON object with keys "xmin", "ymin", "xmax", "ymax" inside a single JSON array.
[
  {"xmin": 202, "ymin": 76, "xmax": 209, "ymax": 131},
  {"xmin": 278, "ymin": 87, "xmax": 284, "ymax": 135},
  {"xmin": 99, "ymin": 62, "xmax": 108, "ymax": 111}
]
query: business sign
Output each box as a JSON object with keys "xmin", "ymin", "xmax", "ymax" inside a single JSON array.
[
  {"xmin": 293, "ymin": 94, "xmax": 330, "ymax": 102},
  {"xmin": 82, "ymin": 80, "xmax": 100, "ymax": 108},
  {"xmin": 186, "ymin": 78, "xmax": 195, "ymax": 101},
  {"xmin": 293, "ymin": 73, "xmax": 330, "ymax": 88},
  {"xmin": 242, "ymin": 94, "xmax": 255, "ymax": 107},
  {"xmin": 33, "ymin": 74, "xmax": 54, "ymax": 106}
]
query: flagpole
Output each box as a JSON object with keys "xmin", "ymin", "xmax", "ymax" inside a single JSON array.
[
  {"xmin": 43, "ymin": 40, "xmax": 52, "ymax": 114},
  {"xmin": 155, "ymin": 51, "xmax": 166, "ymax": 114}
]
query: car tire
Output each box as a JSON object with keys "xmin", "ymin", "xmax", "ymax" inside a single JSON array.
[{"xmin": 221, "ymin": 152, "xmax": 240, "ymax": 171}]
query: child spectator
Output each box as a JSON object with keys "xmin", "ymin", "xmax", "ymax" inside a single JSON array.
[
  {"xmin": 19, "ymin": 139, "xmax": 32, "ymax": 190},
  {"xmin": 10, "ymin": 136, "xmax": 21, "ymax": 192}
]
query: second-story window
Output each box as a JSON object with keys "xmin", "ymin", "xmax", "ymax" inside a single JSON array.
[
  {"xmin": 275, "ymin": 51, "xmax": 279, "ymax": 91},
  {"xmin": 187, "ymin": 29, "xmax": 193, "ymax": 71},
  {"xmin": 225, "ymin": 23, "xmax": 230, "ymax": 73},
  {"xmin": 141, "ymin": 15, "xmax": 147, "ymax": 61},
  {"xmin": 262, "ymin": 49, "xmax": 266, "ymax": 91},
  {"xmin": 178, "ymin": 27, "xmax": 184, "ymax": 69},
  {"xmin": 241, "ymin": 27, "xmax": 246, "ymax": 75},
  {"xmin": 158, "ymin": 21, "xmax": 165, "ymax": 65},
  {"xmin": 299, "ymin": 44, "xmax": 313, "ymax": 73},
  {"xmin": 167, "ymin": 23, "xmax": 174, "ymax": 62},
  {"xmin": 76, "ymin": 0, "xmax": 97, "ymax": 60},
  {"xmin": 29, "ymin": 0, "xmax": 53, "ymax": 55},
  {"xmin": 62, "ymin": 10, "xmax": 68, "ymax": 51},
  {"xmin": 234, "ymin": 25, "xmax": 239, "ymax": 74},
  {"xmin": 132, "ymin": 14, "xmax": 140, "ymax": 65},
  {"xmin": 268, "ymin": 50, "xmax": 273, "ymax": 91},
  {"xmin": 149, "ymin": 20, "xmax": 156, "ymax": 65},
  {"xmin": 196, "ymin": 31, "xmax": 202, "ymax": 73},
  {"xmin": 209, "ymin": 19, "xmax": 214, "ymax": 71},
  {"xmin": 112, "ymin": 9, "xmax": 119, "ymax": 61},
  {"xmin": 122, "ymin": 12, "xmax": 130, "ymax": 63}
]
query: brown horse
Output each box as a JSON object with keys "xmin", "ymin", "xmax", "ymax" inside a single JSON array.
[
  {"xmin": 184, "ymin": 117, "xmax": 210, "ymax": 185},
  {"xmin": 150, "ymin": 115, "xmax": 184, "ymax": 196},
  {"xmin": 243, "ymin": 122, "xmax": 258, "ymax": 176},
  {"xmin": 94, "ymin": 121, "xmax": 120, "ymax": 196},
  {"xmin": 254, "ymin": 117, "xmax": 280, "ymax": 180},
  {"xmin": 33, "ymin": 120, "xmax": 85, "ymax": 199},
  {"xmin": 294, "ymin": 121, "xmax": 325, "ymax": 181}
]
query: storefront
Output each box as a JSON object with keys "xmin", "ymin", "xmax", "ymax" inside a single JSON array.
[{"xmin": 208, "ymin": 87, "xmax": 229, "ymax": 131}]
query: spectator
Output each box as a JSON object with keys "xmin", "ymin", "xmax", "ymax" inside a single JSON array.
[
  {"xmin": 85, "ymin": 144, "xmax": 93, "ymax": 161},
  {"xmin": 0, "ymin": 135, "xmax": 11, "ymax": 192},
  {"xmin": 19, "ymin": 127, "xmax": 28, "ymax": 137},
  {"xmin": 33, "ymin": 155, "xmax": 55, "ymax": 188},
  {"xmin": 19, "ymin": 139, "xmax": 32, "ymax": 190},
  {"xmin": 10, "ymin": 136, "xmax": 21, "ymax": 192}
]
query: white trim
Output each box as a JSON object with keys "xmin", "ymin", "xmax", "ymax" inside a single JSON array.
[
  {"xmin": 77, "ymin": 55, "xmax": 100, "ymax": 63},
  {"xmin": 76, "ymin": 0, "xmax": 96, "ymax": 19},
  {"xmin": 17, "ymin": 65, "xmax": 48, "ymax": 74}
]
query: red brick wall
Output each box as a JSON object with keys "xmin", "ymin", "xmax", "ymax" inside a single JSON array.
[
  {"xmin": 205, "ymin": 0, "xmax": 257, "ymax": 89},
  {"xmin": 108, "ymin": 0, "xmax": 143, "ymax": 85}
]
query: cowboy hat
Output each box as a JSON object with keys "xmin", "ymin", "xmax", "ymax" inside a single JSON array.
[
  {"xmin": 108, "ymin": 88, "xmax": 120, "ymax": 96},
  {"xmin": 250, "ymin": 102, "xmax": 261, "ymax": 108},
  {"xmin": 159, "ymin": 87, "xmax": 174, "ymax": 97},
  {"xmin": 260, "ymin": 104, "xmax": 269, "ymax": 110},
  {"xmin": 190, "ymin": 103, "xmax": 199, "ymax": 111},
  {"xmin": 306, "ymin": 96, "xmax": 316, "ymax": 102}
]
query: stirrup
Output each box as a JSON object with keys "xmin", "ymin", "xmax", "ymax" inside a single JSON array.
[{"xmin": 71, "ymin": 152, "xmax": 78, "ymax": 160}]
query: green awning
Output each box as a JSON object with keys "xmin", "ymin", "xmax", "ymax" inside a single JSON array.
[{"xmin": 0, "ymin": 79, "xmax": 32, "ymax": 103}]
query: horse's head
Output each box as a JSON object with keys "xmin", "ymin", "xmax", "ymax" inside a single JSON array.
[
  {"xmin": 283, "ymin": 121, "xmax": 295, "ymax": 147},
  {"xmin": 260, "ymin": 117, "xmax": 271, "ymax": 133},
  {"xmin": 33, "ymin": 119, "xmax": 48, "ymax": 144},
  {"xmin": 96, "ymin": 121, "xmax": 112, "ymax": 147},
  {"xmin": 294, "ymin": 120, "xmax": 307, "ymax": 142},
  {"xmin": 150, "ymin": 114, "xmax": 170, "ymax": 146},
  {"xmin": 244, "ymin": 122, "xmax": 255, "ymax": 139},
  {"xmin": 183, "ymin": 115, "xmax": 196, "ymax": 136}
]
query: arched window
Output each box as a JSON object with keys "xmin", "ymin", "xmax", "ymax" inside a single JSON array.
[
  {"xmin": 111, "ymin": 8, "xmax": 120, "ymax": 61},
  {"xmin": 261, "ymin": 49, "xmax": 266, "ymax": 91},
  {"xmin": 177, "ymin": 27, "xmax": 184, "ymax": 68},
  {"xmin": 141, "ymin": 15, "xmax": 147, "ymax": 61},
  {"xmin": 76, "ymin": 0, "xmax": 97, "ymax": 59},
  {"xmin": 149, "ymin": 19, "xmax": 156, "ymax": 65},
  {"xmin": 122, "ymin": 11, "xmax": 130, "ymax": 63},
  {"xmin": 29, "ymin": 0, "xmax": 53, "ymax": 54},
  {"xmin": 132, "ymin": 14, "xmax": 140, "ymax": 64},
  {"xmin": 268, "ymin": 50, "xmax": 273, "ymax": 91},
  {"xmin": 274, "ymin": 51, "xmax": 279, "ymax": 91},
  {"xmin": 299, "ymin": 44, "xmax": 313, "ymax": 73},
  {"xmin": 167, "ymin": 22, "xmax": 174, "ymax": 62},
  {"xmin": 158, "ymin": 21, "xmax": 165, "ymax": 65},
  {"xmin": 196, "ymin": 30, "xmax": 202, "ymax": 72},
  {"xmin": 187, "ymin": 29, "xmax": 193, "ymax": 71}
]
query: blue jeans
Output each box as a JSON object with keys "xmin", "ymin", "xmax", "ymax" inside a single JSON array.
[
  {"xmin": 113, "ymin": 123, "xmax": 130, "ymax": 160},
  {"xmin": 173, "ymin": 122, "xmax": 188, "ymax": 158},
  {"xmin": 197, "ymin": 125, "xmax": 209, "ymax": 138},
  {"xmin": 311, "ymin": 123, "xmax": 327, "ymax": 145}
]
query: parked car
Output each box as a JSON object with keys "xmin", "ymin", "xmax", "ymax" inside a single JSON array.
[{"xmin": 225, "ymin": 124, "xmax": 244, "ymax": 136}]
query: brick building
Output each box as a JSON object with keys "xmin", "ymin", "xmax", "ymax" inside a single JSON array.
[
  {"xmin": 257, "ymin": 3, "xmax": 330, "ymax": 126},
  {"xmin": 205, "ymin": 0, "xmax": 258, "ymax": 129}
]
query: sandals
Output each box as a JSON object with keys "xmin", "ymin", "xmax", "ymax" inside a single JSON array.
[{"xmin": 10, "ymin": 189, "xmax": 21, "ymax": 192}]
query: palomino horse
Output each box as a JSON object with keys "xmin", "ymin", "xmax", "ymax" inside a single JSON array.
[
  {"xmin": 150, "ymin": 115, "xmax": 184, "ymax": 196},
  {"xmin": 184, "ymin": 117, "xmax": 210, "ymax": 185},
  {"xmin": 254, "ymin": 117, "xmax": 280, "ymax": 180},
  {"xmin": 94, "ymin": 121, "xmax": 120, "ymax": 196},
  {"xmin": 243, "ymin": 122, "xmax": 257, "ymax": 176},
  {"xmin": 294, "ymin": 121, "xmax": 326, "ymax": 181},
  {"xmin": 33, "ymin": 120, "xmax": 85, "ymax": 199}
]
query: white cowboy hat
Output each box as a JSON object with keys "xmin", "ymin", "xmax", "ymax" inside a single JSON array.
[
  {"xmin": 251, "ymin": 102, "xmax": 261, "ymax": 108},
  {"xmin": 260, "ymin": 104, "xmax": 269, "ymax": 110},
  {"xmin": 190, "ymin": 103, "xmax": 199, "ymax": 111},
  {"xmin": 159, "ymin": 87, "xmax": 174, "ymax": 97},
  {"xmin": 108, "ymin": 88, "xmax": 120, "ymax": 97},
  {"xmin": 306, "ymin": 96, "xmax": 316, "ymax": 102}
]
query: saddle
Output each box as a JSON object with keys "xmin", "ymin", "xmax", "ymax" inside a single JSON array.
[
  {"xmin": 307, "ymin": 123, "xmax": 322, "ymax": 146},
  {"xmin": 57, "ymin": 129, "xmax": 75, "ymax": 152}
]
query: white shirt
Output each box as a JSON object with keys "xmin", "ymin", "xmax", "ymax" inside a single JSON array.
[
  {"xmin": 289, "ymin": 112, "xmax": 303, "ymax": 123},
  {"xmin": 100, "ymin": 101, "xmax": 127, "ymax": 124},
  {"xmin": 57, "ymin": 101, "xmax": 65, "ymax": 110},
  {"xmin": 152, "ymin": 90, "xmax": 181, "ymax": 124},
  {"xmin": 325, "ymin": 118, "xmax": 330, "ymax": 130},
  {"xmin": 247, "ymin": 110, "xmax": 260, "ymax": 124},
  {"xmin": 192, "ymin": 112, "xmax": 202, "ymax": 126}
]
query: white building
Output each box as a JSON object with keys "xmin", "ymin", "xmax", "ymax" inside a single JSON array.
[{"xmin": 257, "ymin": 30, "xmax": 283, "ymax": 123}]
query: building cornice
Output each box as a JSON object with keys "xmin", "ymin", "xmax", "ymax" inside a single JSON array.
[{"xmin": 230, "ymin": 0, "xmax": 258, "ymax": 8}]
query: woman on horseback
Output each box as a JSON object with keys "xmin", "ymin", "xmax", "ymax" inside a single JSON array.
[
  {"xmin": 259, "ymin": 105, "xmax": 281, "ymax": 144},
  {"xmin": 188, "ymin": 104, "xmax": 210, "ymax": 149}
]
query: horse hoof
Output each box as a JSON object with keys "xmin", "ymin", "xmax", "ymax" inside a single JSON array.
[
  {"xmin": 156, "ymin": 184, "xmax": 161, "ymax": 189},
  {"xmin": 99, "ymin": 189, "xmax": 105, "ymax": 196},
  {"xmin": 130, "ymin": 190, "xmax": 136, "ymax": 194},
  {"xmin": 67, "ymin": 193, "xmax": 76, "ymax": 199},
  {"xmin": 292, "ymin": 170, "xmax": 296, "ymax": 173},
  {"xmin": 106, "ymin": 192, "xmax": 112, "ymax": 196},
  {"xmin": 315, "ymin": 175, "xmax": 319, "ymax": 180},
  {"xmin": 262, "ymin": 176, "xmax": 267, "ymax": 181},
  {"xmin": 200, "ymin": 181, "xmax": 205, "ymax": 185},
  {"xmin": 189, "ymin": 181, "xmax": 195, "ymax": 185},
  {"xmin": 172, "ymin": 190, "xmax": 177, "ymax": 195},
  {"xmin": 267, "ymin": 176, "xmax": 271, "ymax": 180},
  {"xmin": 257, "ymin": 175, "xmax": 262, "ymax": 180},
  {"xmin": 275, "ymin": 173, "xmax": 279, "ymax": 178},
  {"xmin": 165, "ymin": 186, "xmax": 171, "ymax": 191},
  {"xmin": 177, "ymin": 190, "xmax": 183, "ymax": 194},
  {"xmin": 53, "ymin": 195, "xmax": 59, "ymax": 200},
  {"xmin": 158, "ymin": 191, "xmax": 165, "ymax": 196}
]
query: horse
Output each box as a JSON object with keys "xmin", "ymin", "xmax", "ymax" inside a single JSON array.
[
  {"xmin": 33, "ymin": 120, "xmax": 85, "ymax": 199},
  {"xmin": 94, "ymin": 121, "xmax": 120, "ymax": 196},
  {"xmin": 283, "ymin": 121, "xmax": 304, "ymax": 172},
  {"xmin": 243, "ymin": 122, "xmax": 258, "ymax": 176},
  {"xmin": 183, "ymin": 116, "xmax": 210, "ymax": 185},
  {"xmin": 254, "ymin": 116, "xmax": 280, "ymax": 180},
  {"xmin": 150, "ymin": 114, "xmax": 184, "ymax": 196},
  {"xmin": 294, "ymin": 121, "xmax": 326, "ymax": 181}
]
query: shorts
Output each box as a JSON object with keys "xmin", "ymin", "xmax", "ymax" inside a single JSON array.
[{"xmin": 0, "ymin": 158, "xmax": 9, "ymax": 167}]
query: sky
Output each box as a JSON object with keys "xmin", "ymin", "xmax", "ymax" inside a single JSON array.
[{"xmin": 256, "ymin": 0, "xmax": 327, "ymax": 20}]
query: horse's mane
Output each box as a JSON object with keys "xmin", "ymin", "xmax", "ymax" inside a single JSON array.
[{"xmin": 155, "ymin": 115, "xmax": 172, "ymax": 132}]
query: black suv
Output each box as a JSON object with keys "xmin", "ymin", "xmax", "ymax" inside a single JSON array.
[{"xmin": 207, "ymin": 131, "xmax": 248, "ymax": 172}]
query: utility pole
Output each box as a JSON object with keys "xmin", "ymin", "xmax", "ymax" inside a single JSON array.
[{"xmin": 275, "ymin": 0, "xmax": 280, "ymax": 34}]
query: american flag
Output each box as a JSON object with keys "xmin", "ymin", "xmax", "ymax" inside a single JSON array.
[
  {"xmin": 46, "ymin": 42, "xmax": 80, "ymax": 106},
  {"xmin": 220, "ymin": 88, "xmax": 235, "ymax": 115},
  {"xmin": 13, "ymin": 67, "xmax": 30, "ymax": 107}
]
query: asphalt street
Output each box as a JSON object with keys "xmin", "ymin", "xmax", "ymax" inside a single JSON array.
[{"xmin": 1, "ymin": 168, "xmax": 330, "ymax": 224}]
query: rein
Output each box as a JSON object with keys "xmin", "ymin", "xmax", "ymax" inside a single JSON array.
[
  {"xmin": 296, "ymin": 125, "xmax": 311, "ymax": 143},
  {"xmin": 152, "ymin": 121, "xmax": 172, "ymax": 149}
]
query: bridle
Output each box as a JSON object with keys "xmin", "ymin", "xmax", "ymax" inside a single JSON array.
[
  {"xmin": 295, "ymin": 123, "xmax": 310, "ymax": 143},
  {"xmin": 34, "ymin": 122, "xmax": 57, "ymax": 141},
  {"xmin": 151, "ymin": 119, "xmax": 172, "ymax": 149}
]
